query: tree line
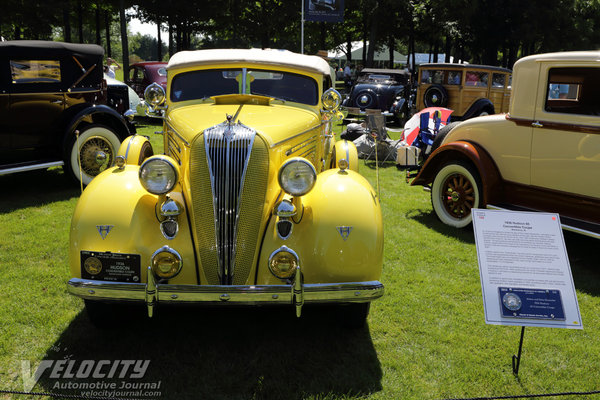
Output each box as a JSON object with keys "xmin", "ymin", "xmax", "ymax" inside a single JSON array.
[{"xmin": 2, "ymin": 0, "xmax": 600, "ymax": 73}]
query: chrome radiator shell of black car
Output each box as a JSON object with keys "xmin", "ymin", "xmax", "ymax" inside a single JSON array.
[{"xmin": 189, "ymin": 122, "xmax": 269, "ymax": 285}]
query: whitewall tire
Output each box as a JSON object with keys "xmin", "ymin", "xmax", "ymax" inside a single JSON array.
[
  {"xmin": 67, "ymin": 124, "xmax": 120, "ymax": 186},
  {"xmin": 431, "ymin": 162, "xmax": 482, "ymax": 228}
]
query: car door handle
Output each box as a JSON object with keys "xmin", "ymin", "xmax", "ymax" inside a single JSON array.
[
  {"xmin": 531, "ymin": 121, "xmax": 543, "ymax": 128},
  {"xmin": 51, "ymin": 99, "xmax": 64, "ymax": 104}
]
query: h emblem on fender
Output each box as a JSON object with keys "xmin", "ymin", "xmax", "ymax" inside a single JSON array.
[
  {"xmin": 336, "ymin": 226, "xmax": 353, "ymax": 241},
  {"xmin": 96, "ymin": 225, "xmax": 114, "ymax": 240}
]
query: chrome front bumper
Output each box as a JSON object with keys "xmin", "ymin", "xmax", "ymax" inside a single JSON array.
[{"xmin": 67, "ymin": 269, "xmax": 384, "ymax": 318}]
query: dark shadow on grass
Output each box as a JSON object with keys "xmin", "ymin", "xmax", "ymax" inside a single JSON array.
[
  {"xmin": 36, "ymin": 305, "xmax": 383, "ymax": 400},
  {"xmin": 363, "ymin": 160, "xmax": 400, "ymax": 170},
  {"xmin": 562, "ymin": 231, "xmax": 600, "ymax": 297},
  {"xmin": 406, "ymin": 208, "xmax": 476, "ymax": 244},
  {"xmin": 407, "ymin": 209, "xmax": 599, "ymax": 296},
  {"xmin": 0, "ymin": 168, "xmax": 80, "ymax": 214}
]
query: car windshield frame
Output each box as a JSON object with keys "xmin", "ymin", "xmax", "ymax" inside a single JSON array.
[{"xmin": 170, "ymin": 67, "xmax": 319, "ymax": 105}]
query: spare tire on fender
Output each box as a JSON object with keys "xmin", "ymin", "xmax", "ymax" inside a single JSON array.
[{"xmin": 423, "ymin": 84, "xmax": 449, "ymax": 108}]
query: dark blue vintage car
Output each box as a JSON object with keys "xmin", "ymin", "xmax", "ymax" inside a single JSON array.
[{"xmin": 342, "ymin": 68, "xmax": 411, "ymax": 124}]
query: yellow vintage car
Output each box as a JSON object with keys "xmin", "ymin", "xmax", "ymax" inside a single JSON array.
[{"xmin": 67, "ymin": 49, "xmax": 384, "ymax": 328}]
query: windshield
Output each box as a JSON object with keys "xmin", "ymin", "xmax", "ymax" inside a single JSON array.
[
  {"xmin": 170, "ymin": 68, "xmax": 318, "ymax": 105},
  {"xmin": 357, "ymin": 73, "xmax": 406, "ymax": 85}
]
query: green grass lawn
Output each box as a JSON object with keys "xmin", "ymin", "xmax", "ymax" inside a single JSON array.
[{"xmin": 1, "ymin": 120, "xmax": 599, "ymax": 400}]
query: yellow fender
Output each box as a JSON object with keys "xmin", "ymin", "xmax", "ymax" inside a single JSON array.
[
  {"xmin": 117, "ymin": 135, "xmax": 154, "ymax": 165},
  {"xmin": 333, "ymin": 139, "xmax": 359, "ymax": 172},
  {"xmin": 69, "ymin": 165, "xmax": 197, "ymax": 285},
  {"xmin": 257, "ymin": 168, "xmax": 383, "ymax": 285}
]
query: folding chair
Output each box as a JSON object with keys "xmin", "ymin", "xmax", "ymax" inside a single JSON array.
[{"xmin": 363, "ymin": 112, "xmax": 399, "ymax": 165}]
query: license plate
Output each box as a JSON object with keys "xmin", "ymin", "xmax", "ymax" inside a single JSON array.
[{"xmin": 81, "ymin": 251, "xmax": 141, "ymax": 283}]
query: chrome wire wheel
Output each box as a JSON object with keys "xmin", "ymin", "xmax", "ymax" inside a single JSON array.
[
  {"xmin": 431, "ymin": 162, "xmax": 481, "ymax": 228},
  {"xmin": 67, "ymin": 124, "xmax": 121, "ymax": 186},
  {"xmin": 78, "ymin": 135, "xmax": 115, "ymax": 176}
]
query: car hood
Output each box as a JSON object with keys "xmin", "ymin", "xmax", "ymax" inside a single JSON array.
[{"xmin": 166, "ymin": 102, "xmax": 320, "ymax": 146}]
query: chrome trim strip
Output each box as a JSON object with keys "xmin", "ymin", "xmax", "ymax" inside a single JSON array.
[
  {"xmin": 298, "ymin": 147, "xmax": 316, "ymax": 158},
  {"xmin": 344, "ymin": 140, "xmax": 350, "ymax": 163},
  {"xmin": 168, "ymin": 134, "xmax": 181, "ymax": 153},
  {"xmin": 285, "ymin": 135, "xmax": 317, "ymax": 156},
  {"xmin": 124, "ymin": 135, "xmax": 134, "ymax": 159},
  {"xmin": 487, "ymin": 204, "xmax": 600, "ymax": 240},
  {"xmin": 0, "ymin": 161, "xmax": 64, "ymax": 176},
  {"xmin": 165, "ymin": 121, "xmax": 191, "ymax": 147},
  {"xmin": 68, "ymin": 279, "xmax": 384, "ymax": 304},
  {"xmin": 271, "ymin": 123, "xmax": 326, "ymax": 147}
]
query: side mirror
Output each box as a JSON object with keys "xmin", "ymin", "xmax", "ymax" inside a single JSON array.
[{"xmin": 321, "ymin": 88, "xmax": 342, "ymax": 112}]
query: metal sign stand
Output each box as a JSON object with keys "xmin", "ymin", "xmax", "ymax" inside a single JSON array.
[{"xmin": 512, "ymin": 326, "xmax": 526, "ymax": 375}]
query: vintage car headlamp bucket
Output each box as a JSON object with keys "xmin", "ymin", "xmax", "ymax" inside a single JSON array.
[
  {"xmin": 278, "ymin": 158, "xmax": 316, "ymax": 197},
  {"xmin": 151, "ymin": 246, "xmax": 182, "ymax": 279},
  {"xmin": 322, "ymin": 88, "xmax": 342, "ymax": 111},
  {"xmin": 139, "ymin": 156, "xmax": 179, "ymax": 195},
  {"xmin": 144, "ymin": 82, "xmax": 166, "ymax": 107},
  {"xmin": 268, "ymin": 246, "xmax": 299, "ymax": 279}
]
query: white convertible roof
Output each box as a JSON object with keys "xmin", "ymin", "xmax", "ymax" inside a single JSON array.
[{"xmin": 167, "ymin": 48, "xmax": 331, "ymax": 76}]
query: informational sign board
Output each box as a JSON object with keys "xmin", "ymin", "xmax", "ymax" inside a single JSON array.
[
  {"xmin": 472, "ymin": 209, "xmax": 582, "ymax": 329},
  {"xmin": 304, "ymin": 0, "xmax": 344, "ymax": 22}
]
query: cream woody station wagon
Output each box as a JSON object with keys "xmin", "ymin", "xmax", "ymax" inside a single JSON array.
[
  {"xmin": 67, "ymin": 49, "xmax": 384, "ymax": 328},
  {"xmin": 411, "ymin": 51, "xmax": 600, "ymax": 238}
]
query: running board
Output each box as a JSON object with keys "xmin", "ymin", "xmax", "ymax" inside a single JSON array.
[{"xmin": 0, "ymin": 161, "xmax": 64, "ymax": 176}]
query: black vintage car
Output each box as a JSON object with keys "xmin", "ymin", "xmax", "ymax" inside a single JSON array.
[
  {"xmin": 0, "ymin": 41, "xmax": 134, "ymax": 185},
  {"xmin": 342, "ymin": 68, "xmax": 411, "ymax": 123}
]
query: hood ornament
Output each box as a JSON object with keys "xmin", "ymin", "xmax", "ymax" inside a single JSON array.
[{"xmin": 224, "ymin": 114, "xmax": 235, "ymax": 141}]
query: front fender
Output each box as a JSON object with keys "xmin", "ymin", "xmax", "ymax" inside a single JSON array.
[
  {"xmin": 332, "ymin": 139, "xmax": 359, "ymax": 172},
  {"xmin": 69, "ymin": 165, "xmax": 197, "ymax": 285},
  {"xmin": 117, "ymin": 135, "xmax": 154, "ymax": 165},
  {"xmin": 410, "ymin": 140, "xmax": 503, "ymax": 205},
  {"xmin": 64, "ymin": 104, "xmax": 131, "ymax": 146},
  {"xmin": 258, "ymin": 169, "xmax": 383, "ymax": 285}
]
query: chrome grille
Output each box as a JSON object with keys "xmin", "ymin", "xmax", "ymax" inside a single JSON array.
[{"xmin": 189, "ymin": 121, "xmax": 268, "ymax": 285}]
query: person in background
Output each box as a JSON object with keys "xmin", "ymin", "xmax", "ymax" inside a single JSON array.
[
  {"xmin": 344, "ymin": 63, "xmax": 352, "ymax": 88},
  {"xmin": 105, "ymin": 57, "xmax": 121, "ymax": 79}
]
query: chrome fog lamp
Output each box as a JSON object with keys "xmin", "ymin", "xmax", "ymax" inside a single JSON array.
[
  {"xmin": 144, "ymin": 82, "xmax": 166, "ymax": 107},
  {"xmin": 268, "ymin": 246, "xmax": 299, "ymax": 279},
  {"xmin": 151, "ymin": 246, "xmax": 182, "ymax": 279},
  {"xmin": 139, "ymin": 156, "xmax": 179, "ymax": 194},
  {"xmin": 321, "ymin": 88, "xmax": 342, "ymax": 111},
  {"xmin": 278, "ymin": 158, "xmax": 316, "ymax": 197}
]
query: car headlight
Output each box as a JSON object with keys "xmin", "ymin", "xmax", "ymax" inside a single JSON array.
[
  {"xmin": 278, "ymin": 158, "xmax": 316, "ymax": 196},
  {"xmin": 139, "ymin": 156, "xmax": 179, "ymax": 194},
  {"xmin": 268, "ymin": 246, "xmax": 299, "ymax": 279},
  {"xmin": 151, "ymin": 246, "xmax": 182, "ymax": 279}
]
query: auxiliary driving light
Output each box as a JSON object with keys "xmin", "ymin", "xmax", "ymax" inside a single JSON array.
[
  {"xmin": 268, "ymin": 246, "xmax": 299, "ymax": 279},
  {"xmin": 278, "ymin": 158, "xmax": 316, "ymax": 197},
  {"xmin": 151, "ymin": 246, "xmax": 182, "ymax": 279}
]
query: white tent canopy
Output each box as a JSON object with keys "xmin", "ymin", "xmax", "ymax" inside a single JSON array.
[
  {"xmin": 329, "ymin": 42, "xmax": 455, "ymax": 66},
  {"xmin": 328, "ymin": 41, "xmax": 407, "ymax": 64}
]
